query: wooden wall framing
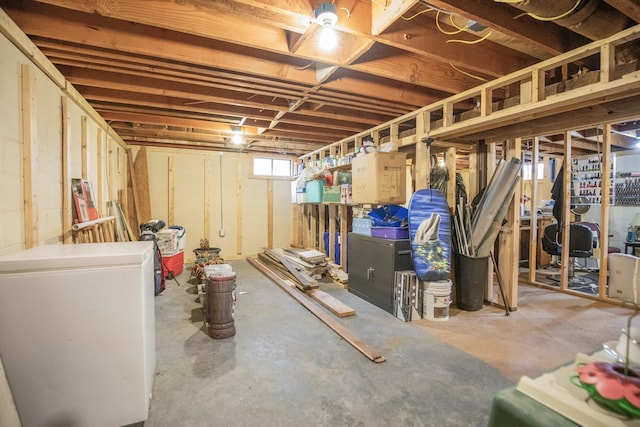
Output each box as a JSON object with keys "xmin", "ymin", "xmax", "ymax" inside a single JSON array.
[{"xmin": 295, "ymin": 24, "xmax": 640, "ymax": 308}]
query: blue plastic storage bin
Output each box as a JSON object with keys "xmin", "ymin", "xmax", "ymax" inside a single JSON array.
[
  {"xmin": 367, "ymin": 205, "xmax": 408, "ymax": 227},
  {"xmin": 305, "ymin": 180, "xmax": 324, "ymax": 203},
  {"xmin": 352, "ymin": 218, "xmax": 372, "ymax": 236}
]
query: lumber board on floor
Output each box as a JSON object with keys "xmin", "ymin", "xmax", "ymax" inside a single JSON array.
[
  {"xmin": 265, "ymin": 249, "xmax": 318, "ymax": 290},
  {"xmin": 305, "ymin": 289, "xmax": 355, "ymax": 318},
  {"xmin": 247, "ymin": 257, "xmax": 385, "ymax": 363}
]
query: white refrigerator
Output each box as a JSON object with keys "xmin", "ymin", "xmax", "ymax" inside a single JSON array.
[{"xmin": 0, "ymin": 242, "xmax": 156, "ymax": 427}]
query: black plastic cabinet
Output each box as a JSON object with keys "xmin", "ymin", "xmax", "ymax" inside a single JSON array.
[{"xmin": 347, "ymin": 233, "xmax": 414, "ymax": 314}]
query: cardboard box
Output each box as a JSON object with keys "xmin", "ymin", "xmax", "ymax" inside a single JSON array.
[
  {"xmin": 351, "ymin": 152, "xmax": 406, "ymax": 204},
  {"xmin": 322, "ymin": 186, "xmax": 341, "ymax": 203}
]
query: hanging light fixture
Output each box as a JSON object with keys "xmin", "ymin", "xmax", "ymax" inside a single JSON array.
[
  {"xmin": 231, "ymin": 126, "xmax": 244, "ymax": 145},
  {"xmin": 314, "ymin": 2, "xmax": 338, "ymax": 51}
]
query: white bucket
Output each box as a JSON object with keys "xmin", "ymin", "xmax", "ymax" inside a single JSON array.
[
  {"xmin": 423, "ymin": 280, "xmax": 452, "ymax": 321},
  {"xmin": 204, "ymin": 263, "xmax": 233, "ymax": 278}
]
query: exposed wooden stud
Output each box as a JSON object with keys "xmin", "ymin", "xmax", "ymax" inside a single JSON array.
[
  {"xmin": 61, "ymin": 95, "xmax": 72, "ymax": 243},
  {"xmin": 467, "ymin": 149, "xmax": 478, "ymax": 201},
  {"xmin": 560, "ymin": 131, "xmax": 572, "ymax": 291},
  {"xmin": 168, "ymin": 156, "xmax": 175, "ymax": 225},
  {"xmin": 528, "ymin": 137, "xmax": 540, "ymax": 285},
  {"xmin": 204, "ymin": 158, "xmax": 212, "ymax": 241},
  {"xmin": 600, "ymin": 43, "xmax": 614, "ymax": 83},
  {"xmin": 236, "ymin": 161, "xmax": 243, "ymax": 255},
  {"xmin": 267, "ymin": 179, "xmax": 274, "ymax": 249},
  {"xmin": 446, "ymin": 146, "xmax": 456, "ymax": 210},
  {"xmin": 599, "ymin": 124, "xmax": 612, "ymax": 297},
  {"xmin": 312, "ymin": 204, "xmax": 320, "ymax": 250},
  {"xmin": 126, "ymin": 149, "xmax": 142, "ymax": 231},
  {"xmin": 340, "ymin": 205, "xmax": 348, "ymax": 269},
  {"xmin": 319, "ymin": 205, "xmax": 327, "ymax": 256},
  {"xmin": 96, "ymin": 127, "xmax": 103, "ymax": 216},
  {"xmin": 292, "ymin": 203, "xmax": 301, "ymax": 247},
  {"xmin": 21, "ymin": 64, "xmax": 38, "ymax": 248},
  {"xmin": 328, "ymin": 204, "xmax": 336, "ymax": 262},
  {"xmin": 81, "ymin": 115, "xmax": 88, "ymax": 178},
  {"xmin": 497, "ymin": 138, "xmax": 521, "ymax": 310}
]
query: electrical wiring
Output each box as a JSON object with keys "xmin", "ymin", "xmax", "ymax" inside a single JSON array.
[
  {"xmin": 400, "ymin": 8, "xmax": 434, "ymax": 21},
  {"xmin": 295, "ymin": 61, "xmax": 314, "ymax": 70},
  {"xmin": 449, "ymin": 63, "xmax": 489, "ymax": 82},
  {"xmin": 371, "ymin": 0, "xmax": 389, "ymax": 8},
  {"xmin": 339, "ymin": 7, "xmax": 351, "ymax": 18},
  {"xmin": 447, "ymin": 30, "xmax": 493, "ymax": 45},
  {"xmin": 435, "ymin": 10, "xmax": 466, "ymax": 35},
  {"xmin": 494, "ymin": 0, "xmax": 582, "ymax": 22},
  {"xmin": 446, "ymin": 13, "xmax": 471, "ymax": 32}
]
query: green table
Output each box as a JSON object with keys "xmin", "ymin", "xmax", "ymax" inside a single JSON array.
[{"xmin": 488, "ymin": 387, "xmax": 579, "ymax": 427}]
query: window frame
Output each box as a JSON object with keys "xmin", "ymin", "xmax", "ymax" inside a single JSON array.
[{"xmin": 249, "ymin": 154, "xmax": 295, "ymax": 181}]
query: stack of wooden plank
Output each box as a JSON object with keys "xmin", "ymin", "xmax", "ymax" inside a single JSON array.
[
  {"xmin": 257, "ymin": 248, "xmax": 326, "ymax": 291},
  {"xmin": 327, "ymin": 262, "xmax": 349, "ymax": 288},
  {"xmin": 254, "ymin": 247, "xmax": 355, "ymax": 318}
]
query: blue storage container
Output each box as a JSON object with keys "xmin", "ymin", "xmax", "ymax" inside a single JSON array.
[
  {"xmin": 305, "ymin": 180, "xmax": 324, "ymax": 203},
  {"xmin": 367, "ymin": 205, "xmax": 408, "ymax": 227},
  {"xmin": 352, "ymin": 218, "xmax": 372, "ymax": 236}
]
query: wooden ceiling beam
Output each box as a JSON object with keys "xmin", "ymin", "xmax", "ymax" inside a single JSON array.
[
  {"xmin": 605, "ymin": 0, "xmax": 640, "ymax": 24},
  {"xmin": 4, "ymin": 5, "xmax": 319, "ymax": 85},
  {"xmin": 97, "ymin": 111, "xmax": 259, "ymax": 135},
  {"xmin": 372, "ymin": 0, "xmax": 419, "ymax": 35},
  {"xmin": 122, "ymin": 138, "xmax": 313, "ymax": 156},
  {"xmin": 422, "ymin": 0, "xmax": 588, "ymax": 56},
  {"xmin": 10, "ymin": 3, "xmax": 491, "ymax": 95},
  {"xmin": 376, "ymin": 12, "xmax": 537, "ymax": 78},
  {"xmin": 37, "ymin": 39, "xmax": 432, "ymax": 110}
]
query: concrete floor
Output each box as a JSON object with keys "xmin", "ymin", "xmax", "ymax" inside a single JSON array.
[{"xmin": 146, "ymin": 259, "xmax": 633, "ymax": 426}]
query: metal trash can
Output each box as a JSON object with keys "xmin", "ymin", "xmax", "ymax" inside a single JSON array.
[
  {"xmin": 204, "ymin": 272, "xmax": 236, "ymax": 339},
  {"xmin": 454, "ymin": 253, "xmax": 488, "ymax": 311}
]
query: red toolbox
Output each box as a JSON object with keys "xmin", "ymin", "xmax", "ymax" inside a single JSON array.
[{"xmin": 161, "ymin": 250, "xmax": 184, "ymax": 278}]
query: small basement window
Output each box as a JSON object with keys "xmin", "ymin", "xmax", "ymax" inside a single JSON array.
[
  {"xmin": 522, "ymin": 163, "xmax": 544, "ymax": 181},
  {"xmin": 251, "ymin": 156, "xmax": 292, "ymax": 179}
]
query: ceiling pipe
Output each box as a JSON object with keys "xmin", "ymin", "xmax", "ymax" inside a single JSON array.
[{"xmin": 507, "ymin": 0, "xmax": 631, "ymax": 40}]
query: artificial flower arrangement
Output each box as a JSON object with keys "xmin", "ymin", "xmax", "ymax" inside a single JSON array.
[{"xmin": 572, "ymin": 305, "xmax": 640, "ymax": 418}]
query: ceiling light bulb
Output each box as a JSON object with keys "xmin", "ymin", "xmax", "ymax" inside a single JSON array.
[
  {"xmin": 231, "ymin": 133, "xmax": 244, "ymax": 145},
  {"xmin": 319, "ymin": 26, "xmax": 337, "ymax": 51},
  {"xmin": 314, "ymin": 3, "xmax": 338, "ymax": 27}
]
